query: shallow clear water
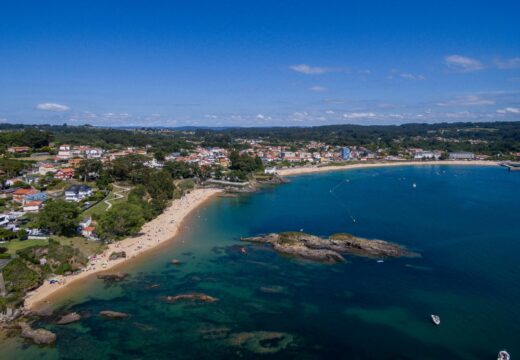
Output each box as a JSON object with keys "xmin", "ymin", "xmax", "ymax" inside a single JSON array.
[{"xmin": 3, "ymin": 166, "xmax": 520, "ymax": 359}]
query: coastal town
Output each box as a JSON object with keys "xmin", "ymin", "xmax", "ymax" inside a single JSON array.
[
  {"xmin": 0, "ymin": 123, "xmax": 519, "ymax": 346},
  {"xmin": 2, "ymin": 1, "xmax": 519, "ymax": 357},
  {"xmin": 1, "ymin": 136, "xmax": 515, "ymax": 244}
]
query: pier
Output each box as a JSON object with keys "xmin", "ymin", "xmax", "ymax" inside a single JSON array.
[{"xmin": 501, "ymin": 162, "xmax": 520, "ymax": 171}]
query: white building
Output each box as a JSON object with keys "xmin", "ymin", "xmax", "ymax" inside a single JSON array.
[
  {"xmin": 65, "ymin": 185, "xmax": 93, "ymax": 202},
  {"xmin": 57, "ymin": 144, "xmax": 72, "ymax": 160},
  {"xmin": 414, "ymin": 151, "xmax": 439, "ymax": 160}
]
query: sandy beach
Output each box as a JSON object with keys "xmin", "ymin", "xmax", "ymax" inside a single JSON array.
[
  {"xmin": 277, "ymin": 160, "xmax": 500, "ymax": 177},
  {"xmin": 23, "ymin": 187, "xmax": 222, "ymax": 310}
]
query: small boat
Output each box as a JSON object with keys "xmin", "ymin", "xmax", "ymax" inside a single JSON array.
[
  {"xmin": 497, "ymin": 350, "xmax": 510, "ymax": 360},
  {"xmin": 412, "ymin": 183, "xmax": 417, "ymax": 188},
  {"xmin": 430, "ymin": 314, "xmax": 441, "ymax": 325},
  {"xmin": 377, "ymin": 260, "xmax": 384, "ymax": 263}
]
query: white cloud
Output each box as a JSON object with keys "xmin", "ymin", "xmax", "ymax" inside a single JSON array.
[
  {"xmin": 325, "ymin": 110, "xmax": 335, "ymax": 114},
  {"xmin": 436, "ymin": 95, "xmax": 495, "ymax": 107},
  {"xmin": 444, "ymin": 55, "xmax": 484, "ymax": 72},
  {"xmin": 343, "ymin": 112, "xmax": 376, "ymax": 119},
  {"xmin": 289, "ymin": 64, "xmax": 339, "ymax": 75},
  {"xmin": 494, "ymin": 57, "xmax": 520, "ymax": 70},
  {"xmin": 204, "ymin": 114, "xmax": 218, "ymax": 119},
  {"xmin": 496, "ymin": 107, "xmax": 520, "ymax": 114},
  {"xmin": 36, "ymin": 102, "xmax": 70, "ymax": 112},
  {"xmin": 399, "ymin": 73, "xmax": 425, "ymax": 80},
  {"xmin": 256, "ymin": 113, "xmax": 265, "ymax": 119},
  {"xmin": 309, "ymin": 85, "xmax": 328, "ymax": 92}
]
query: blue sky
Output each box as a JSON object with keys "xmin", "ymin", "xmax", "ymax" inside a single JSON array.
[{"xmin": 1, "ymin": 0, "xmax": 519, "ymax": 127}]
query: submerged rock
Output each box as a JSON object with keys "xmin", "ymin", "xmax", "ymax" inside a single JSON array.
[
  {"xmin": 199, "ymin": 326, "xmax": 231, "ymax": 340},
  {"xmin": 56, "ymin": 312, "xmax": 81, "ymax": 325},
  {"xmin": 228, "ymin": 331, "xmax": 294, "ymax": 354},
  {"xmin": 19, "ymin": 322, "xmax": 56, "ymax": 345},
  {"xmin": 99, "ymin": 311, "xmax": 129, "ymax": 319},
  {"xmin": 97, "ymin": 273, "xmax": 128, "ymax": 282},
  {"xmin": 161, "ymin": 293, "xmax": 218, "ymax": 304},
  {"xmin": 241, "ymin": 232, "xmax": 419, "ymax": 263},
  {"xmin": 259, "ymin": 285, "xmax": 286, "ymax": 294}
]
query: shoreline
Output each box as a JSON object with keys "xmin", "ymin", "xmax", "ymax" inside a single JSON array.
[
  {"xmin": 276, "ymin": 160, "xmax": 500, "ymax": 177},
  {"xmin": 21, "ymin": 160, "xmax": 499, "ymax": 310},
  {"xmin": 23, "ymin": 187, "xmax": 223, "ymax": 311}
]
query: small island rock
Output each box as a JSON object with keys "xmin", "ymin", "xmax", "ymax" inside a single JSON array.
[
  {"xmin": 99, "ymin": 311, "xmax": 129, "ymax": 319},
  {"xmin": 56, "ymin": 312, "xmax": 81, "ymax": 325},
  {"xmin": 19, "ymin": 322, "xmax": 57, "ymax": 345},
  {"xmin": 161, "ymin": 293, "xmax": 218, "ymax": 303},
  {"xmin": 241, "ymin": 232, "xmax": 419, "ymax": 263}
]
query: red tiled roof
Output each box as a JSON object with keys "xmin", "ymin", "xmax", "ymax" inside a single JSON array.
[
  {"xmin": 14, "ymin": 188, "xmax": 38, "ymax": 195},
  {"xmin": 24, "ymin": 201, "xmax": 43, "ymax": 207}
]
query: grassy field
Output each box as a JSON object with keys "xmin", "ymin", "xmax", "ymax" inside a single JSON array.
[
  {"xmin": 3, "ymin": 239, "xmax": 49, "ymax": 254},
  {"xmin": 2, "ymin": 236, "xmax": 104, "ymax": 257},
  {"xmin": 53, "ymin": 236, "xmax": 106, "ymax": 257},
  {"xmin": 82, "ymin": 185, "xmax": 130, "ymax": 218}
]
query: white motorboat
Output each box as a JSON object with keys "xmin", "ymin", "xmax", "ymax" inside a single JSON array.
[
  {"xmin": 430, "ymin": 314, "xmax": 440, "ymax": 325},
  {"xmin": 497, "ymin": 350, "xmax": 510, "ymax": 360}
]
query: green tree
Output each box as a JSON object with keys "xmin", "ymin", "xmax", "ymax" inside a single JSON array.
[
  {"xmin": 36, "ymin": 199, "xmax": 80, "ymax": 236},
  {"xmin": 164, "ymin": 161, "xmax": 200, "ymax": 179},
  {"xmin": 0, "ymin": 228, "xmax": 18, "ymax": 241},
  {"xmin": 77, "ymin": 159, "xmax": 103, "ymax": 182},
  {"xmin": 146, "ymin": 170, "xmax": 175, "ymax": 200},
  {"xmin": 97, "ymin": 203, "xmax": 145, "ymax": 240}
]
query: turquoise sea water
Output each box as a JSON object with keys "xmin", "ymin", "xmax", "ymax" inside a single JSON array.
[{"xmin": 3, "ymin": 165, "xmax": 520, "ymax": 359}]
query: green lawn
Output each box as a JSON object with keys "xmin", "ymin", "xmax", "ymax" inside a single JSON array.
[
  {"xmin": 2, "ymin": 236, "xmax": 105, "ymax": 257},
  {"xmin": 53, "ymin": 236, "xmax": 106, "ymax": 257},
  {"xmin": 3, "ymin": 239, "xmax": 49, "ymax": 254},
  {"xmin": 82, "ymin": 185, "xmax": 131, "ymax": 218}
]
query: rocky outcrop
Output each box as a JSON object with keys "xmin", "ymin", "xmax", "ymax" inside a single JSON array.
[
  {"xmin": 19, "ymin": 322, "xmax": 56, "ymax": 345},
  {"xmin": 199, "ymin": 326, "xmax": 231, "ymax": 340},
  {"xmin": 241, "ymin": 232, "xmax": 419, "ymax": 263},
  {"xmin": 257, "ymin": 175, "xmax": 289, "ymax": 185},
  {"xmin": 228, "ymin": 331, "xmax": 294, "ymax": 354},
  {"xmin": 99, "ymin": 311, "xmax": 129, "ymax": 319},
  {"xmin": 56, "ymin": 312, "xmax": 81, "ymax": 325},
  {"xmin": 97, "ymin": 273, "xmax": 128, "ymax": 282},
  {"xmin": 161, "ymin": 293, "xmax": 218, "ymax": 304},
  {"xmin": 0, "ymin": 308, "xmax": 22, "ymax": 323},
  {"xmin": 109, "ymin": 251, "xmax": 126, "ymax": 261}
]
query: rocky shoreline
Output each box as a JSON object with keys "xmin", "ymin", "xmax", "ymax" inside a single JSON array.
[{"xmin": 241, "ymin": 232, "xmax": 419, "ymax": 263}]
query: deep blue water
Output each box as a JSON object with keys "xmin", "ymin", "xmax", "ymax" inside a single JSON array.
[{"xmin": 3, "ymin": 165, "xmax": 520, "ymax": 359}]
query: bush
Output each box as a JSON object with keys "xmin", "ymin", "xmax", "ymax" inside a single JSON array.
[
  {"xmin": 54, "ymin": 262, "xmax": 72, "ymax": 275},
  {"xmin": 2, "ymin": 258, "xmax": 42, "ymax": 293}
]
